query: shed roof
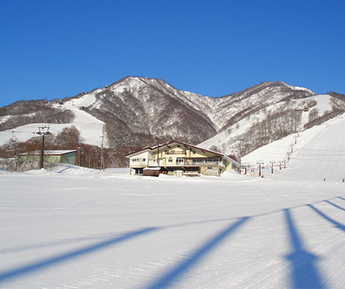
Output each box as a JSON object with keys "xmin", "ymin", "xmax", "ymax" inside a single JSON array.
[
  {"xmin": 44, "ymin": 150, "xmax": 77, "ymax": 155},
  {"xmin": 20, "ymin": 150, "xmax": 76, "ymax": 156}
]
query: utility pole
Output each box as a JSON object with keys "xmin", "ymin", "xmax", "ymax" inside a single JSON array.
[
  {"xmin": 100, "ymin": 125, "xmax": 105, "ymax": 171},
  {"xmin": 238, "ymin": 139, "xmax": 244, "ymax": 174},
  {"xmin": 10, "ymin": 133, "xmax": 19, "ymax": 171},
  {"xmin": 36, "ymin": 126, "xmax": 51, "ymax": 169},
  {"xmin": 77, "ymin": 144, "xmax": 82, "ymax": 166},
  {"xmin": 157, "ymin": 143, "xmax": 160, "ymax": 166}
]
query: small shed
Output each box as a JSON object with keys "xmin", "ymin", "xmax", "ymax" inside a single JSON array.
[
  {"xmin": 20, "ymin": 150, "xmax": 77, "ymax": 165},
  {"xmin": 143, "ymin": 167, "xmax": 161, "ymax": 177},
  {"xmin": 45, "ymin": 150, "xmax": 76, "ymax": 165}
]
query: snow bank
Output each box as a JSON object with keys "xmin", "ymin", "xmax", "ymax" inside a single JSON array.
[{"xmin": 220, "ymin": 170, "xmax": 251, "ymax": 180}]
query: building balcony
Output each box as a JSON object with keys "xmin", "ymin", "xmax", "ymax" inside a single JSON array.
[{"xmin": 148, "ymin": 159, "xmax": 224, "ymax": 168}]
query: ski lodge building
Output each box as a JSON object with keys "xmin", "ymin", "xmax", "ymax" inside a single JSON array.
[{"xmin": 126, "ymin": 140, "xmax": 239, "ymax": 176}]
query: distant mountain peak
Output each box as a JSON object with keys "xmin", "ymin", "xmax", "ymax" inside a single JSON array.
[{"xmin": 277, "ymin": 81, "xmax": 316, "ymax": 94}]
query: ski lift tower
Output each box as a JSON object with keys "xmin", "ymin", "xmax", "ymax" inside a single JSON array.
[{"xmin": 36, "ymin": 126, "xmax": 51, "ymax": 169}]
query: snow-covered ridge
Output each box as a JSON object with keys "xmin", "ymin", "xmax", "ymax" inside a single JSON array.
[
  {"xmin": 0, "ymin": 93, "xmax": 106, "ymax": 147},
  {"xmin": 280, "ymin": 81, "xmax": 316, "ymax": 95},
  {"xmin": 0, "ymin": 77, "xmax": 342, "ymax": 152},
  {"xmin": 63, "ymin": 93, "xmax": 97, "ymax": 108},
  {"xmin": 199, "ymin": 92, "xmax": 337, "ymax": 156}
]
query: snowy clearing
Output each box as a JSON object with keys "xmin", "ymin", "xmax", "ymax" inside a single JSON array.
[
  {"xmin": 1, "ymin": 114, "xmax": 345, "ymax": 288},
  {"xmin": 1, "ymin": 164, "xmax": 345, "ymax": 288}
]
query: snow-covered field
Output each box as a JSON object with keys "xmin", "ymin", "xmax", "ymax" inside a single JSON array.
[{"xmin": 1, "ymin": 115, "xmax": 345, "ymax": 289}]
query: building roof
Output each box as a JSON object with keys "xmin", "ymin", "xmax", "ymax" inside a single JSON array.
[
  {"xmin": 126, "ymin": 140, "xmax": 225, "ymax": 158},
  {"xmin": 20, "ymin": 150, "xmax": 76, "ymax": 156},
  {"xmin": 44, "ymin": 150, "xmax": 77, "ymax": 155}
]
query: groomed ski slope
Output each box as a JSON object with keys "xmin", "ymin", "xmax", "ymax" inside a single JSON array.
[
  {"xmin": 1, "ymin": 116, "xmax": 345, "ymax": 288},
  {"xmin": 281, "ymin": 116, "xmax": 345, "ymax": 182},
  {"xmin": 0, "ymin": 95, "xmax": 106, "ymax": 147},
  {"xmin": 243, "ymin": 114, "xmax": 345, "ymax": 182}
]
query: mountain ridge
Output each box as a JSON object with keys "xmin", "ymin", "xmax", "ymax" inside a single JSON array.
[{"xmin": 1, "ymin": 76, "xmax": 344, "ymax": 159}]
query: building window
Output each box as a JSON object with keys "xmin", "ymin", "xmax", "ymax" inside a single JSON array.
[
  {"xmin": 208, "ymin": 166, "xmax": 213, "ymax": 169},
  {"xmin": 176, "ymin": 157, "xmax": 184, "ymax": 164},
  {"xmin": 132, "ymin": 158, "xmax": 145, "ymax": 162},
  {"xmin": 168, "ymin": 157, "xmax": 173, "ymax": 162}
]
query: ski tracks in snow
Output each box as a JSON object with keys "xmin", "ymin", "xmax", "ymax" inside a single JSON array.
[{"xmin": 137, "ymin": 197, "xmax": 345, "ymax": 289}]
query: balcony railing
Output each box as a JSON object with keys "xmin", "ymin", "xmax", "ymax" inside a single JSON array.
[
  {"xmin": 148, "ymin": 159, "xmax": 224, "ymax": 167},
  {"xmin": 184, "ymin": 160, "xmax": 222, "ymax": 166}
]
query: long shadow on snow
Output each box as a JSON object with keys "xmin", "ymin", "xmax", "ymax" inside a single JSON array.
[
  {"xmin": 0, "ymin": 215, "xmax": 265, "ymax": 256},
  {"xmin": 0, "ymin": 233, "xmax": 130, "ymax": 255},
  {"xmin": 143, "ymin": 217, "xmax": 250, "ymax": 289},
  {"xmin": 284, "ymin": 209, "xmax": 326, "ymax": 289},
  {"xmin": 0, "ymin": 216, "xmax": 255, "ymax": 257},
  {"xmin": 0, "ymin": 227, "xmax": 157, "ymax": 284},
  {"xmin": 308, "ymin": 204, "xmax": 345, "ymax": 231},
  {"xmin": 324, "ymin": 200, "xmax": 345, "ymax": 212},
  {"xmin": 3, "ymin": 196, "xmax": 344, "ymax": 286},
  {"xmin": 5, "ymin": 195, "xmax": 344, "ymax": 257}
]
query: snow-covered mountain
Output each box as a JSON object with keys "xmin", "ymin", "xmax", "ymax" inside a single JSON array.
[
  {"xmin": 83, "ymin": 76, "xmax": 217, "ymax": 147},
  {"xmin": 1, "ymin": 77, "xmax": 345, "ymax": 158},
  {"xmin": 200, "ymin": 92, "xmax": 345, "ymax": 156}
]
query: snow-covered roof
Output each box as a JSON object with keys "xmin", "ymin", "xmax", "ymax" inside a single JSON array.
[
  {"xmin": 126, "ymin": 140, "xmax": 229, "ymax": 159},
  {"xmin": 143, "ymin": 167, "xmax": 161, "ymax": 171},
  {"xmin": 21, "ymin": 150, "xmax": 76, "ymax": 156},
  {"xmin": 44, "ymin": 150, "xmax": 77, "ymax": 155}
]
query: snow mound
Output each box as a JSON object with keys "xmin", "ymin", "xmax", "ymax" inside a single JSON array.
[
  {"xmin": 104, "ymin": 168, "xmax": 129, "ymax": 175},
  {"xmin": 221, "ymin": 170, "xmax": 252, "ymax": 180},
  {"xmin": 51, "ymin": 164, "xmax": 99, "ymax": 175}
]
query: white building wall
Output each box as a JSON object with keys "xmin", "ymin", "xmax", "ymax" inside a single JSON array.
[{"xmin": 129, "ymin": 151, "xmax": 151, "ymax": 168}]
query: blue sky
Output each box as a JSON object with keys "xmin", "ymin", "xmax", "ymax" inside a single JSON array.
[{"xmin": 1, "ymin": 0, "xmax": 344, "ymax": 107}]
